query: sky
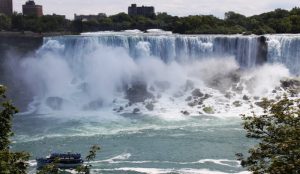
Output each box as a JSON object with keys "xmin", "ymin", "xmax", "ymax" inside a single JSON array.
[{"xmin": 13, "ymin": 0, "xmax": 299, "ymax": 19}]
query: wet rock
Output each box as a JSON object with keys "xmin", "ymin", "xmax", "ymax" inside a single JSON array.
[
  {"xmin": 255, "ymin": 100, "xmax": 270, "ymax": 109},
  {"xmin": 275, "ymin": 86, "xmax": 281, "ymax": 91},
  {"xmin": 192, "ymin": 89, "xmax": 204, "ymax": 97},
  {"xmin": 272, "ymin": 90, "xmax": 277, "ymax": 93},
  {"xmin": 126, "ymin": 82, "xmax": 154, "ymax": 103},
  {"xmin": 289, "ymin": 100, "xmax": 294, "ymax": 105},
  {"xmin": 84, "ymin": 99, "xmax": 103, "ymax": 110},
  {"xmin": 204, "ymin": 94, "xmax": 212, "ymax": 99},
  {"xmin": 243, "ymin": 95, "xmax": 250, "ymax": 100},
  {"xmin": 182, "ymin": 111, "xmax": 190, "ymax": 115},
  {"xmin": 275, "ymin": 96, "xmax": 281, "ymax": 100},
  {"xmin": 233, "ymin": 101, "xmax": 242, "ymax": 107},
  {"xmin": 154, "ymin": 81, "xmax": 171, "ymax": 92},
  {"xmin": 188, "ymin": 102, "xmax": 196, "ymax": 107},
  {"xmin": 145, "ymin": 103, "xmax": 155, "ymax": 111},
  {"xmin": 225, "ymin": 93, "xmax": 232, "ymax": 99},
  {"xmin": 119, "ymin": 106, "xmax": 124, "ymax": 111},
  {"xmin": 280, "ymin": 77, "xmax": 292, "ymax": 87},
  {"xmin": 185, "ymin": 96, "xmax": 192, "ymax": 101},
  {"xmin": 203, "ymin": 107, "xmax": 214, "ymax": 114},
  {"xmin": 46, "ymin": 97, "xmax": 64, "ymax": 110},
  {"xmin": 254, "ymin": 96, "xmax": 260, "ymax": 100},
  {"xmin": 133, "ymin": 108, "xmax": 140, "ymax": 114},
  {"xmin": 292, "ymin": 77, "xmax": 300, "ymax": 86},
  {"xmin": 231, "ymin": 68, "xmax": 244, "ymax": 83},
  {"xmin": 198, "ymin": 111, "xmax": 203, "ymax": 114}
]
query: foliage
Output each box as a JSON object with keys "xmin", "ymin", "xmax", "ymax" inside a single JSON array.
[
  {"xmin": 0, "ymin": 14, "xmax": 11, "ymax": 30},
  {"xmin": 2, "ymin": 7, "xmax": 300, "ymax": 34},
  {"xmin": 236, "ymin": 97, "xmax": 300, "ymax": 173},
  {"xmin": 0, "ymin": 85, "xmax": 31, "ymax": 173},
  {"xmin": 76, "ymin": 145, "xmax": 101, "ymax": 174},
  {"xmin": 36, "ymin": 157, "xmax": 60, "ymax": 174}
]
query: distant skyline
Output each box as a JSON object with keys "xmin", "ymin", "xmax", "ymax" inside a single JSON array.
[{"xmin": 12, "ymin": 0, "xmax": 299, "ymax": 19}]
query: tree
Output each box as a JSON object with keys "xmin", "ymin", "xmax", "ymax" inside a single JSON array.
[
  {"xmin": 0, "ymin": 85, "xmax": 31, "ymax": 173},
  {"xmin": 76, "ymin": 145, "xmax": 101, "ymax": 174},
  {"xmin": 0, "ymin": 14, "xmax": 11, "ymax": 31},
  {"xmin": 236, "ymin": 97, "xmax": 300, "ymax": 174}
]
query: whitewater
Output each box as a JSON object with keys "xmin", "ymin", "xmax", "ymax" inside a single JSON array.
[{"xmin": 6, "ymin": 30, "xmax": 300, "ymax": 173}]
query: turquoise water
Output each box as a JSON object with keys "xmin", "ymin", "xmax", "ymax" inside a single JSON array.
[{"xmin": 12, "ymin": 112, "xmax": 255, "ymax": 174}]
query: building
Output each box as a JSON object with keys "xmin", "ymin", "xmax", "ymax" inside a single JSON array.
[
  {"xmin": 53, "ymin": 13, "xmax": 65, "ymax": 19},
  {"xmin": 0, "ymin": 0, "xmax": 13, "ymax": 15},
  {"xmin": 74, "ymin": 13, "xmax": 106, "ymax": 21},
  {"xmin": 128, "ymin": 4, "xmax": 155, "ymax": 16},
  {"xmin": 22, "ymin": 0, "xmax": 43, "ymax": 17}
]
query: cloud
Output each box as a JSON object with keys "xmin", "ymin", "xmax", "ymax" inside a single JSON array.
[{"xmin": 13, "ymin": 0, "xmax": 299, "ymax": 19}]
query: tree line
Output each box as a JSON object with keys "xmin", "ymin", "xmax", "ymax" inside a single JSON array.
[{"xmin": 0, "ymin": 7, "xmax": 300, "ymax": 34}]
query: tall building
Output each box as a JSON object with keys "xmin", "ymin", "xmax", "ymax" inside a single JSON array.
[
  {"xmin": 128, "ymin": 4, "xmax": 154, "ymax": 16},
  {"xmin": 22, "ymin": 0, "xmax": 43, "ymax": 17},
  {"xmin": 74, "ymin": 13, "xmax": 106, "ymax": 21},
  {"xmin": 0, "ymin": 0, "xmax": 13, "ymax": 15}
]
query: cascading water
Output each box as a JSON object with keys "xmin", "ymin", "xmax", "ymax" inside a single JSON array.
[{"xmin": 7, "ymin": 31, "xmax": 300, "ymax": 174}]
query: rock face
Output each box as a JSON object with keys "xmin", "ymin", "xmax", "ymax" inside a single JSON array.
[
  {"xmin": 206, "ymin": 68, "xmax": 244, "ymax": 92},
  {"xmin": 145, "ymin": 103, "xmax": 154, "ymax": 111},
  {"xmin": 192, "ymin": 89, "xmax": 204, "ymax": 97},
  {"xmin": 279, "ymin": 77, "xmax": 300, "ymax": 93},
  {"xmin": 126, "ymin": 82, "xmax": 154, "ymax": 103},
  {"xmin": 46, "ymin": 97, "xmax": 63, "ymax": 110}
]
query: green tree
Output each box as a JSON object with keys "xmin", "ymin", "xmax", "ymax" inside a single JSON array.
[
  {"xmin": 11, "ymin": 12, "xmax": 25, "ymax": 31},
  {"xmin": 236, "ymin": 97, "xmax": 300, "ymax": 173},
  {"xmin": 0, "ymin": 85, "xmax": 31, "ymax": 173},
  {"xmin": 76, "ymin": 145, "xmax": 101, "ymax": 174},
  {"xmin": 0, "ymin": 14, "xmax": 11, "ymax": 30}
]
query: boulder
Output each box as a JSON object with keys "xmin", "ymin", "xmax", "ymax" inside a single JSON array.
[
  {"xmin": 188, "ymin": 102, "xmax": 196, "ymax": 107},
  {"xmin": 126, "ymin": 82, "xmax": 154, "ymax": 103},
  {"xmin": 275, "ymin": 96, "xmax": 281, "ymax": 100},
  {"xmin": 192, "ymin": 89, "xmax": 204, "ymax": 97},
  {"xmin": 233, "ymin": 101, "xmax": 242, "ymax": 107},
  {"xmin": 225, "ymin": 93, "xmax": 232, "ymax": 99},
  {"xmin": 145, "ymin": 103, "xmax": 154, "ymax": 111},
  {"xmin": 182, "ymin": 111, "xmax": 190, "ymax": 115},
  {"xmin": 292, "ymin": 77, "xmax": 300, "ymax": 86},
  {"xmin": 254, "ymin": 96, "xmax": 260, "ymax": 100},
  {"xmin": 255, "ymin": 100, "xmax": 270, "ymax": 109},
  {"xmin": 280, "ymin": 77, "xmax": 292, "ymax": 87},
  {"xmin": 203, "ymin": 107, "xmax": 214, "ymax": 114},
  {"xmin": 46, "ymin": 97, "xmax": 64, "ymax": 110},
  {"xmin": 243, "ymin": 95, "xmax": 250, "ymax": 100},
  {"xmin": 133, "ymin": 108, "xmax": 140, "ymax": 114},
  {"xmin": 185, "ymin": 96, "xmax": 192, "ymax": 101}
]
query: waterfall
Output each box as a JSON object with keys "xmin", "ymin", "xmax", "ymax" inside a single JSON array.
[{"xmin": 8, "ymin": 32, "xmax": 300, "ymax": 113}]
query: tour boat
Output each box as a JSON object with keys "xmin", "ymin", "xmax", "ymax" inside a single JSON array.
[{"xmin": 36, "ymin": 152, "xmax": 84, "ymax": 168}]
